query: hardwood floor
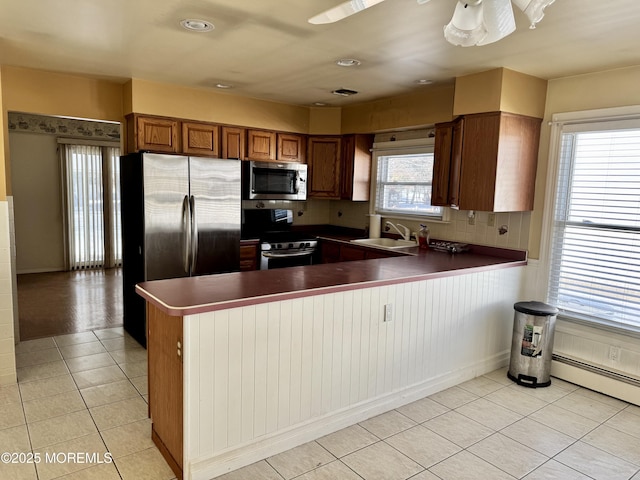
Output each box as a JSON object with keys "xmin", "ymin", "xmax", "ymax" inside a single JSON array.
[{"xmin": 17, "ymin": 268, "xmax": 123, "ymax": 340}]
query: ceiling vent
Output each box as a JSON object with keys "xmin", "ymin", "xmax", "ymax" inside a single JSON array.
[{"xmin": 332, "ymin": 88, "xmax": 358, "ymax": 96}]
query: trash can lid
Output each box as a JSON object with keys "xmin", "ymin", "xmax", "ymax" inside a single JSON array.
[{"xmin": 514, "ymin": 301, "xmax": 559, "ymax": 316}]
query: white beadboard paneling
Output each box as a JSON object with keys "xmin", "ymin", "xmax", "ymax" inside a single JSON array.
[
  {"xmin": 241, "ymin": 307, "xmax": 256, "ymax": 443},
  {"xmin": 227, "ymin": 308, "xmax": 243, "ymax": 446},
  {"xmin": 277, "ymin": 300, "xmax": 292, "ymax": 430},
  {"xmin": 253, "ymin": 304, "xmax": 268, "ymax": 437},
  {"xmin": 289, "ymin": 298, "xmax": 303, "ymax": 426},
  {"xmin": 184, "ymin": 266, "xmax": 525, "ymax": 479}
]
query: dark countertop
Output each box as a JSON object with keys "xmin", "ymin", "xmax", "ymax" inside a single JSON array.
[{"xmin": 136, "ymin": 242, "xmax": 527, "ymax": 316}]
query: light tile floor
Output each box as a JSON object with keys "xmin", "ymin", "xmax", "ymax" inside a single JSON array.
[
  {"xmin": 1, "ymin": 327, "xmax": 175, "ymax": 480},
  {"xmin": 220, "ymin": 370, "xmax": 640, "ymax": 480},
  {"xmin": 3, "ymin": 328, "xmax": 640, "ymax": 480}
]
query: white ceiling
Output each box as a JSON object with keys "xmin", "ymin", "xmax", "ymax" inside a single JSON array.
[{"xmin": 0, "ymin": 0, "xmax": 638, "ymax": 107}]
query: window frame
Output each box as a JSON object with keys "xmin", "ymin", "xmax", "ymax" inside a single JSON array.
[
  {"xmin": 540, "ymin": 105, "xmax": 640, "ymax": 335},
  {"xmin": 370, "ymin": 138, "xmax": 448, "ymax": 222}
]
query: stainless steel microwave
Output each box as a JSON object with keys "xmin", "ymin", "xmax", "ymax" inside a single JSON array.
[{"xmin": 244, "ymin": 161, "xmax": 307, "ymax": 200}]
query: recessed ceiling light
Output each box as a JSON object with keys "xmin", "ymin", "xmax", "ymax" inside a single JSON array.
[
  {"xmin": 180, "ymin": 19, "xmax": 214, "ymax": 32},
  {"xmin": 313, "ymin": 102, "xmax": 328, "ymax": 106},
  {"xmin": 215, "ymin": 83, "xmax": 233, "ymax": 89},
  {"xmin": 415, "ymin": 79, "xmax": 433, "ymax": 85},
  {"xmin": 332, "ymin": 88, "xmax": 358, "ymax": 97},
  {"xmin": 336, "ymin": 58, "xmax": 361, "ymax": 67}
]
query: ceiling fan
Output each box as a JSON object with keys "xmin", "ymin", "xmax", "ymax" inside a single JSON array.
[{"xmin": 308, "ymin": 0, "xmax": 556, "ymax": 47}]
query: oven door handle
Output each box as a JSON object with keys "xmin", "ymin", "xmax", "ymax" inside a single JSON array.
[{"xmin": 262, "ymin": 251, "xmax": 314, "ymax": 258}]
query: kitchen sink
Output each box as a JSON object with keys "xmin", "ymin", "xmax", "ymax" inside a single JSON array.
[{"xmin": 351, "ymin": 238, "xmax": 418, "ymax": 250}]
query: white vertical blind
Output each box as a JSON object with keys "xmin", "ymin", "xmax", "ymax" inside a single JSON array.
[
  {"xmin": 65, "ymin": 145, "xmax": 105, "ymax": 269},
  {"xmin": 548, "ymin": 122, "xmax": 640, "ymax": 330},
  {"xmin": 106, "ymin": 146, "xmax": 122, "ymax": 267},
  {"xmin": 62, "ymin": 143, "xmax": 121, "ymax": 270}
]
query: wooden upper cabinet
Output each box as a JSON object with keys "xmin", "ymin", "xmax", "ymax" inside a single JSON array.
[
  {"xmin": 432, "ymin": 112, "xmax": 541, "ymax": 212},
  {"xmin": 181, "ymin": 122, "xmax": 220, "ymax": 157},
  {"xmin": 307, "ymin": 136, "xmax": 342, "ymax": 199},
  {"xmin": 341, "ymin": 134, "xmax": 373, "ymax": 201},
  {"xmin": 432, "ymin": 118, "xmax": 463, "ymax": 207},
  {"xmin": 247, "ymin": 129, "xmax": 276, "ymax": 161},
  {"xmin": 221, "ymin": 126, "xmax": 246, "ymax": 159},
  {"xmin": 277, "ymin": 133, "xmax": 306, "ymax": 163},
  {"xmin": 127, "ymin": 114, "xmax": 180, "ymax": 154}
]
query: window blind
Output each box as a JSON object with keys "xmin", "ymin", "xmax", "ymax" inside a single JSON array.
[
  {"xmin": 548, "ymin": 126, "xmax": 640, "ymax": 330},
  {"xmin": 64, "ymin": 144, "xmax": 105, "ymax": 270}
]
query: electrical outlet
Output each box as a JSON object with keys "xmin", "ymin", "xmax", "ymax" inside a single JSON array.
[
  {"xmin": 488, "ymin": 213, "xmax": 496, "ymax": 227},
  {"xmin": 468, "ymin": 215, "xmax": 475, "ymax": 226},
  {"xmin": 609, "ymin": 345, "xmax": 621, "ymax": 362},
  {"xmin": 384, "ymin": 304, "xmax": 393, "ymax": 322}
]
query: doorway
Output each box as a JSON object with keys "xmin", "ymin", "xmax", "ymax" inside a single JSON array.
[{"xmin": 9, "ymin": 113, "xmax": 123, "ymax": 340}]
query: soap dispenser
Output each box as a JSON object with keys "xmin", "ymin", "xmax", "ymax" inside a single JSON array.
[{"xmin": 418, "ymin": 224, "xmax": 430, "ymax": 249}]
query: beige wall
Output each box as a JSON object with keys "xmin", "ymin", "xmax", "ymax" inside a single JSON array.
[
  {"xmin": 528, "ymin": 65, "xmax": 640, "ymax": 259},
  {"xmin": 126, "ymin": 79, "xmax": 311, "ymax": 134},
  {"xmin": 454, "ymin": 68, "xmax": 547, "ymax": 118},
  {"xmin": 341, "ymin": 84, "xmax": 455, "ymax": 133},
  {"xmin": 1, "ymin": 66, "xmax": 126, "ymax": 197},
  {"xmin": 10, "ymin": 132, "xmax": 65, "ymax": 273}
]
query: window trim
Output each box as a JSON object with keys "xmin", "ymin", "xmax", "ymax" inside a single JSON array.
[
  {"xmin": 539, "ymin": 104, "xmax": 640, "ymax": 334},
  {"xmin": 370, "ymin": 137, "xmax": 450, "ymax": 222}
]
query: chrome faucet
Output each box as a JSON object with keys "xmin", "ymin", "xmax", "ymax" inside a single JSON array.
[{"xmin": 385, "ymin": 221, "xmax": 411, "ymax": 241}]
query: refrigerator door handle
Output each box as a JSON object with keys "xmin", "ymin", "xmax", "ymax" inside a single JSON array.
[
  {"xmin": 182, "ymin": 195, "xmax": 191, "ymax": 273},
  {"xmin": 189, "ymin": 195, "xmax": 198, "ymax": 273}
]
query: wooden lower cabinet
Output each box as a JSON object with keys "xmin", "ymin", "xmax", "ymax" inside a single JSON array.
[
  {"xmin": 319, "ymin": 239, "xmax": 403, "ymax": 263},
  {"xmin": 240, "ymin": 241, "xmax": 259, "ymax": 271},
  {"xmin": 147, "ymin": 304, "xmax": 184, "ymax": 480}
]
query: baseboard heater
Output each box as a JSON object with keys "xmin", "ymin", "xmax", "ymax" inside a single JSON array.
[{"xmin": 552, "ymin": 354, "xmax": 640, "ymax": 388}]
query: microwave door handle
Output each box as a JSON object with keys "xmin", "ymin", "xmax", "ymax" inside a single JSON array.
[
  {"xmin": 182, "ymin": 195, "xmax": 191, "ymax": 274},
  {"xmin": 190, "ymin": 195, "xmax": 198, "ymax": 274},
  {"xmin": 294, "ymin": 171, "xmax": 300, "ymax": 194}
]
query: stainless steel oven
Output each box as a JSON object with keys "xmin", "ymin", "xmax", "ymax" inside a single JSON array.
[
  {"xmin": 244, "ymin": 161, "xmax": 307, "ymax": 200},
  {"xmin": 260, "ymin": 239, "xmax": 317, "ymax": 270}
]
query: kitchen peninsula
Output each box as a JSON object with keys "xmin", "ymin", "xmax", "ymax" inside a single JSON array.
[{"xmin": 136, "ymin": 245, "xmax": 527, "ymax": 480}]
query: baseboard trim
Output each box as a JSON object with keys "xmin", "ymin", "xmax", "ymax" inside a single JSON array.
[
  {"xmin": 188, "ymin": 351, "xmax": 509, "ymax": 480},
  {"xmin": 551, "ymin": 360, "xmax": 640, "ymax": 406}
]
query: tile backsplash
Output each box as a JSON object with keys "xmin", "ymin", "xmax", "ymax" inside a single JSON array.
[{"xmin": 244, "ymin": 199, "xmax": 531, "ymax": 251}]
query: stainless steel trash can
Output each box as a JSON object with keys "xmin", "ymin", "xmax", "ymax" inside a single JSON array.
[{"xmin": 507, "ymin": 301, "xmax": 558, "ymax": 388}]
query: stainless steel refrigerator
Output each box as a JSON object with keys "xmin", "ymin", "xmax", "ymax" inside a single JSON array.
[{"xmin": 120, "ymin": 152, "xmax": 241, "ymax": 347}]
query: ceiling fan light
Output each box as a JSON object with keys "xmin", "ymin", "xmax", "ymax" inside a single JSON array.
[
  {"xmin": 444, "ymin": 1, "xmax": 487, "ymax": 47},
  {"xmin": 512, "ymin": 0, "xmax": 556, "ymax": 28},
  {"xmin": 477, "ymin": 0, "xmax": 516, "ymax": 46}
]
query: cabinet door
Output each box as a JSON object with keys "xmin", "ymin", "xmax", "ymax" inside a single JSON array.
[
  {"xmin": 341, "ymin": 134, "xmax": 373, "ymax": 201},
  {"xmin": 339, "ymin": 244, "xmax": 366, "ymax": 262},
  {"xmin": 247, "ymin": 130, "xmax": 276, "ymax": 161},
  {"xmin": 277, "ymin": 133, "xmax": 306, "ymax": 163},
  {"xmin": 239, "ymin": 242, "xmax": 258, "ymax": 271},
  {"xmin": 308, "ymin": 137, "xmax": 341, "ymax": 199},
  {"xmin": 432, "ymin": 119, "xmax": 463, "ymax": 207},
  {"xmin": 320, "ymin": 241, "xmax": 341, "ymax": 264},
  {"xmin": 148, "ymin": 305, "xmax": 183, "ymax": 477},
  {"xmin": 221, "ymin": 126, "xmax": 246, "ymax": 160},
  {"xmin": 182, "ymin": 122, "xmax": 220, "ymax": 157},
  {"xmin": 131, "ymin": 115, "xmax": 180, "ymax": 154},
  {"xmin": 457, "ymin": 112, "xmax": 541, "ymax": 212}
]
